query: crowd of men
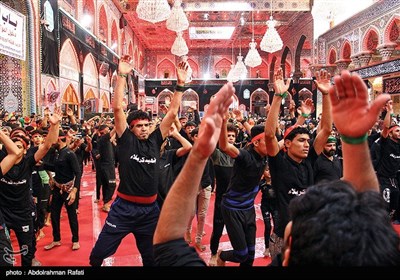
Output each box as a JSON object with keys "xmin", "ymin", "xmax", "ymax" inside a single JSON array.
[{"xmin": 0, "ymin": 57, "xmax": 399, "ymax": 267}]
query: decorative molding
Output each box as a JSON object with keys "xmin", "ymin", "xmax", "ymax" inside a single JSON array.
[{"xmin": 352, "ymin": 58, "xmax": 400, "ymax": 79}]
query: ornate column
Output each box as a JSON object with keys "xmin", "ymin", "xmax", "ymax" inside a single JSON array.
[
  {"xmin": 377, "ymin": 42, "xmax": 397, "ymax": 61},
  {"xmin": 335, "ymin": 59, "xmax": 351, "ymax": 72},
  {"xmin": 357, "ymin": 50, "xmax": 374, "ymax": 67}
]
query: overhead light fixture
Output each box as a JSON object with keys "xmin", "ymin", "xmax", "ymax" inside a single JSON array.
[
  {"xmin": 171, "ymin": 32, "xmax": 188, "ymax": 57},
  {"xmin": 233, "ymin": 38, "xmax": 248, "ymax": 80},
  {"xmin": 245, "ymin": 11, "xmax": 262, "ymax": 67},
  {"xmin": 166, "ymin": 0, "xmax": 189, "ymax": 32},
  {"xmin": 136, "ymin": 0, "xmax": 171, "ymax": 24},
  {"xmin": 260, "ymin": 0, "xmax": 283, "ymax": 53}
]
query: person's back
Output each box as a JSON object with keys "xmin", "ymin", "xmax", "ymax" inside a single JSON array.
[{"xmin": 288, "ymin": 180, "xmax": 400, "ymax": 266}]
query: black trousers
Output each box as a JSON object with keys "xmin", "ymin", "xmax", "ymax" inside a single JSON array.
[
  {"xmin": 0, "ymin": 222, "xmax": 13, "ymax": 266},
  {"xmin": 209, "ymin": 194, "xmax": 224, "ymax": 255},
  {"xmin": 50, "ymin": 189, "xmax": 79, "ymax": 243},
  {"xmin": 99, "ymin": 164, "xmax": 116, "ymax": 204}
]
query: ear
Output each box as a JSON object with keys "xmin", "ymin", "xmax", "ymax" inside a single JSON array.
[{"xmin": 284, "ymin": 139, "xmax": 291, "ymax": 149}]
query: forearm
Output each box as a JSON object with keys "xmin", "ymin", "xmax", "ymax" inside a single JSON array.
[
  {"xmin": 154, "ymin": 150, "xmax": 207, "ymax": 244},
  {"xmin": 342, "ymin": 141, "xmax": 379, "ymax": 192},
  {"xmin": 265, "ymin": 96, "xmax": 281, "ymax": 138},
  {"xmin": 0, "ymin": 131, "xmax": 19, "ymax": 155},
  {"xmin": 44, "ymin": 122, "xmax": 60, "ymax": 148}
]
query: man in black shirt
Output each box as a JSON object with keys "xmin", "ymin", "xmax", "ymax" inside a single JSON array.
[
  {"xmin": 313, "ymin": 136, "xmax": 342, "ymax": 183},
  {"xmin": 89, "ymin": 55, "xmax": 190, "ymax": 266},
  {"xmin": 0, "ymin": 129, "xmax": 22, "ymax": 266},
  {"xmin": 44, "ymin": 129, "xmax": 82, "ymax": 251},
  {"xmin": 0, "ymin": 109, "xmax": 61, "ymax": 266}
]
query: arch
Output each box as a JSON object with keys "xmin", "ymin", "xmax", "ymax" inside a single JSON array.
[
  {"xmin": 181, "ymin": 89, "xmax": 199, "ymax": 116},
  {"xmin": 269, "ymin": 56, "xmax": 277, "ymax": 80},
  {"xmin": 250, "ymin": 88, "xmax": 269, "ymax": 117},
  {"xmin": 111, "ymin": 20, "xmax": 119, "ymax": 52},
  {"xmin": 62, "ymin": 84, "xmax": 79, "ymax": 105},
  {"xmin": 294, "ymin": 35, "xmax": 307, "ymax": 80},
  {"xmin": 281, "ymin": 46, "xmax": 292, "ymax": 77},
  {"xmin": 157, "ymin": 58, "xmax": 175, "ymax": 79},
  {"xmin": 187, "ymin": 58, "xmax": 199, "ymax": 79},
  {"xmin": 384, "ymin": 14, "xmax": 400, "ymax": 44},
  {"xmin": 82, "ymin": 53, "xmax": 99, "ymax": 84},
  {"xmin": 98, "ymin": 5, "xmax": 108, "ymax": 43},
  {"xmin": 101, "ymin": 92, "xmax": 110, "ymax": 112},
  {"xmin": 82, "ymin": 0, "xmax": 95, "ymax": 33},
  {"xmin": 128, "ymin": 41, "xmax": 133, "ymax": 58},
  {"xmin": 157, "ymin": 89, "xmax": 174, "ymax": 114},
  {"xmin": 214, "ymin": 58, "xmax": 232, "ymax": 79},
  {"xmin": 341, "ymin": 41, "xmax": 352, "ymax": 59},
  {"xmin": 328, "ymin": 47, "xmax": 337, "ymax": 65},
  {"xmin": 60, "ymin": 38, "xmax": 80, "ymax": 74},
  {"xmin": 362, "ymin": 26, "xmax": 379, "ymax": 51},
  {"xmin": 84, "ymin": 88, "xmax": 96, "ymax": 100}
]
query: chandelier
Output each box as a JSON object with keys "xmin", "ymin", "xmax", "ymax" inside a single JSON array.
[
  {"xmin": 245, "ymin": 12, "xmax": 262, "ymax": 67},
  {"xmin": 166, "ymin": 0, "xmax": 189, "ymax": 32},
  {"xmin": 260, "ymin": 0, "xmax": 283, "ymax": 53},
  {"xmin": 227, "ymin": 64, "xmax": 239, "ymax": 83},
  {"xmin": 136, "ymin": 0, "xmax": 171, "ymax": 24},
  {"xmin": 233, "ymin": 54, "xmax": 248, "ymax": 80},
  {"xmin": 171, "ymin": 32, "xmax": 188, "ymax": 56}
]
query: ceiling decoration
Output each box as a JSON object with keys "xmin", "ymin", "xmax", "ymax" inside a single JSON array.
[{"xmin": 115, "ymin": 0, "xmax": 312, "ymax": 52}]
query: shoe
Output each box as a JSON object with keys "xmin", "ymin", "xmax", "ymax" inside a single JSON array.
[
  {"xmin": 102, "ymin": 205, "xmax": 110, "ymax": 212},
  {"xmin": 72, "ymin": 242, "xmax": 80, "ymax": 250},
  {"xmin": 32, "ymin": 258, "xmax": 42, "ymax": 266},
  {"xmin": 184, "ymin": 231, "xmax": 192, "ymax": 244},
  {"xmin": 208, "ymin": 254, "xmax": 217, "ymax": 266},
  {"xmin": 263, "ymin": 248, "xmax": 271, "ymax": 257},
  {"xmin": 216, "ymin": 250, "xmax": 225, "ymax": 266},
  {"xmin": 44, "ymin": 241, "xmax": 61, "ymax": 250},
  {"xmin": 195, "ymin": 242, "xmax": 206, "ymax": 252}
]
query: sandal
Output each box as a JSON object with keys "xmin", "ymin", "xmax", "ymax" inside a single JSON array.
[
  {"xmin": 44, "ymin": 241, "xmax": 61, "ymax": 250},
  {"xmin": 72, "ymin": 242, "xmax": 80, "ymax": 250}
]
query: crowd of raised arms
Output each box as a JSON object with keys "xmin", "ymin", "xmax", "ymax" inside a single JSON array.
[{"xmin": 0, "ymin": 56, "xmax": 399, "ymax": 267}]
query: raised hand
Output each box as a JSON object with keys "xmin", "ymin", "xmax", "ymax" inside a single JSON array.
[
  {"xmin": 48, "ymin": 105, "xmax": 62, "ymax": 125},
  {"xmin": 314, "ymin": 69, "xmax": 331, "ymax": 95},
  {"xmin": 176, "ymin": 61, "xmax": 189, "ymax": 85},
  {"xmin": 194, "ymin": 83, "xmax": 235, "ymax": 159},
  {"xmin": 329, "ymin": 70, "xmax": 390, "ymax": 137},
  {"xmin": 273, "ymin": 68, "xmax": 291, "ymax": 94},
  {"xmin": 118, "ymin": 55, "xmax": 134, "ymax": 75}
]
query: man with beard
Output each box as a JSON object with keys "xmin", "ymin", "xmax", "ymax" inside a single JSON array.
[{"xmin": 313, "ymin": 136, "xmax": 342, "ymax": 184}]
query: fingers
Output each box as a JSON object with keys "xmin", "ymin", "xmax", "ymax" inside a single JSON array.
[
  {"xmin": 341, "ymin": 71, "xmax": 356, "ymax": 99},
  {"xmin": 370, "ymin": 94, "xmax": 391, "ymax": 120},
  {"xmin": 351, "ymin": 72, "xmax": 368, "ymax": 101},
  {"xmin": 333, "ymin": 74, "xmax": 345, "ymax": 100}
]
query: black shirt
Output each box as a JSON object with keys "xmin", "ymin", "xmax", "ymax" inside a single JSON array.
[
  {"xmin": 222, "ymin": 147, "xmax": 267, "ymax": 210},
  {"xmin": 313, "ymin": 154, "xmax": 342, "ymax": 184},
  {"xmin": 377, "ymin": 137, "xmax": 400, "ymax": 178},
  {"xmin": 116, "ymin": 127, "xmax": 164, "ymax": 197},
  {"xmin": 269, "ymin": 151, "xmax": 314, "ymax": 237},
  {"xmin": 47, "ymin": 146, "xmax": 81, "ymax": 189},
  {"xmin": 97, "ymin": 133, "xmax": 115, "ymax": 166}
]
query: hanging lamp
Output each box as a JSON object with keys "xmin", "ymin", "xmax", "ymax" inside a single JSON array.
[
  {"xmin": 171, "ymin": 32, "xmax": 189, "ymax": 56},
  {"xmin": 166, "ymin": 0, "xmax": 189, "ymax": 32},
  {"xmin": 245, "ymin": 11, "xmax": 262, "ymax": 67},
  {"xmin": 136, "ymin": 0, "xmax": 171, "ymax": 24},
  {"xmin": 260, "ymin": 0, "xmax": 283, "ymax": 53}
]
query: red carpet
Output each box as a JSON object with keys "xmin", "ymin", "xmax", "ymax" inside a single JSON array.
[{"xmin": 9, "ymin": 164, "xmax": 400, "ymax": 266}]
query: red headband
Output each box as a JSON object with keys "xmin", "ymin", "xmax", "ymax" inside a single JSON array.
[
  {"xmin": 129, "ymin": 119, "xmax": 140, "ymax": 128},
  {"xmin": 251, "ymin": 133, "xmax": 264, "ymax": 144}
]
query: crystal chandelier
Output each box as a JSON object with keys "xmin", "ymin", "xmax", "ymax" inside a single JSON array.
[
  {"xmin": 227, "ymin": 64, "xmax": 239, "ymax": 83},
  {"xmin": 171, "ymin": 32, "xmax": 188, "ymax": 56},
  {"xmin": 166, "ymin": 0, "xmax": 189, "ymax": 32},
  {"xmin": 245, "ymin": 12, "xmax": 262, "ymax": 67},
  {"xmin": 136, "ymin": 0, "xmax": 171, "ymax": 24},
  {"xmin": 233, "ymin": 54, "xmax": 248, "ymax": 80},
  {"xmin": 260, "ymin": 0, "xmax": 283, "ymax": 53}
]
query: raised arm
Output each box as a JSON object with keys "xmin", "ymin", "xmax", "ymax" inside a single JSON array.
[
  {"xmin": 0, "ymin": 130, "xmax": 22, "ymax": 175},
  {"xmin": 159, "ymin": 62, "xmax": 189, "ymax": 139},
  {"xmin": 114, "ymin": 55, "xmax": 133, "ymax": 137},
  {"xmin": 34, "ymin": 106, "xmax": 61, "ymax": 163},
  {"xmin": 154, "ymin": 82, "xmax": 235, "ymax": 244},
  {"xmin": 381, "ymin": 99, "xmax": 393, "ymax": 138},
  {"xmin": 329, "ymin": 70, "xmax": 390, "ymax": 192},
  {"xmin": 169, "ymin": 124, "xmax": 192, "ymax": 157},
  {"xmin": 265, "ymin": 68, "xmax": 291, "ymax": 156},
  {"xmin": 312, "ymin": 70, "xmax": 333, "ymax": 155},
  {"xmin": 218, "ymin": 115, "xmax": 240, "ymax": 158}
]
